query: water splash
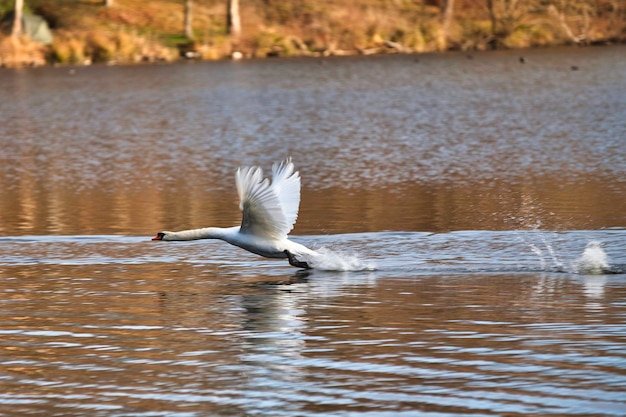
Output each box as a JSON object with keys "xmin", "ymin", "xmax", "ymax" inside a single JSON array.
[
  {"xmin": 308, "ymin": 247, "xmax": 376, "ymax": 272},
  {"xmin": 572, "ymin": 241, "xmax": 609, "ymax": 275},
  {"xmin": 523, "ymin": 233, "xmax": 620, "ymax": 275},
  {"xmin": 522, "ymin": 231, "xmax": 566, "ymax": 273},
  {"xmin": 528, "ymin": 243, "xmax": 547, "ymax": 271}
]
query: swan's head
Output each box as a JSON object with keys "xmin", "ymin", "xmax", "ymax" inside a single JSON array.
[{"xmin": 152, "ymin": 232, "xmax": 169, "ymax": 241}]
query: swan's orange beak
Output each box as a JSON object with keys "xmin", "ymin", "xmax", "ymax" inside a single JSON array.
[{"xmin": 152, "ymin": 232, "xmax": 164, "ymax": 241}]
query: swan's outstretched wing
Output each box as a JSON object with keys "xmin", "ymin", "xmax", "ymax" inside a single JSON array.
[
  {"xmin": 236, "ymin": 163, "xmax": 293, "ymax": 239},
  {"xmin": 270, "ymin": 158, "xmax": 300, "ymax": 233}
]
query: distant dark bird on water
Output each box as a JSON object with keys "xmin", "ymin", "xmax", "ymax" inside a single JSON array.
[
  {"xmin": 571, "ymin": 65, "xmax": 579, "ymax": 71},
  {"xmin": 519, "ymin": 57, "xmax": 526, "ymax": 64}
]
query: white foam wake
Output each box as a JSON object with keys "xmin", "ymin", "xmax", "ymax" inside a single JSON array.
[
  {"xmin": 307, "ymin": 247, "xmax": 376, "ymax": 272},
  {"xmin": 572, "ymin": 241, "xmax": 609, "ymax": 275}
]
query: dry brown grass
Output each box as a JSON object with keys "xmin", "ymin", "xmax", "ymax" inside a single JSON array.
[
  {"xmin": 50, "ymin": 29, "xmax": 177, "ymax": 64},
  {"xmin": 0, "ymin": 35, "xmax": 48, "ymax": 67}
]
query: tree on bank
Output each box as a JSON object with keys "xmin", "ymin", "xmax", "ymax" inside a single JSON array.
[
  {"xmin": 11, "ymin": 0, "xmax": 23, "ymax": 37},
  {"xmin": 548, "ymin": 0, "xmax": 594, "ymax": 44},
  {"xmin": 184, "ymin": 0, "xmax": 193, "ymax": 39},
  {"xmin": 486, "ymin": 0, "xmax": 524, "ymax": 47},
  {"xmin": 228, "ymin": 0, "xmax": 241, "ymax": 39},
  {"xmin": 180, "ymin": 0, "xmax": 239, "ymax": 43},
  {"xmin": 439, "ymin": 0, "xmax": 455, "ymax": 50}
]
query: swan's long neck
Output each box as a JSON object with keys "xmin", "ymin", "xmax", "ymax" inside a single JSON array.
[{"xmin": 164, "ymin": 227, "xmax": 238, "ymax": 241}]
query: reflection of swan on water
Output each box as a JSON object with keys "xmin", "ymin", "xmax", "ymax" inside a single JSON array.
[
  {"xmin": 241, "ymin": 288, "xmax": 307, "ymax": 359},
  {"xmin": 152, "ymin": 159, "xmax": 317, "ymax": 269}
]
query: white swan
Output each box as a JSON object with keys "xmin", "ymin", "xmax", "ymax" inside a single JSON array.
[{"xmin": 152, "ymin": 158, "xmax": 316, "ymax": 269}]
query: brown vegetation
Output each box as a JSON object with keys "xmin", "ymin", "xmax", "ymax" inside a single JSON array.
[
  {"xmin": 0, "ymin": 34, "xmax": 46, "ymax": 66},
  {"xmin": 1, "ymin": 0, "xmax": 624, "ymax": 67}
]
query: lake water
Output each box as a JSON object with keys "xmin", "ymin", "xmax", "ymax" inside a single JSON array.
[{"xmin": 1, "ymin": 46, "xmax": 625, "ymax": 416}]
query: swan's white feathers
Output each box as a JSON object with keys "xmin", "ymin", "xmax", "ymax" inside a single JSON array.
[
  {"xmin": 155, "ymin": 158, "xmax": 316, "ymax": 267},
  {"xmin": 270, "ymin": 158, "xmax": 300, "ymax": 232},
  {"xmin": 236, "ymin": 161, "xmax": 300, "ymax": 239}
]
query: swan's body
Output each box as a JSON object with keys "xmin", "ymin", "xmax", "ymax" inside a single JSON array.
[{"xmin": 152, "ymin": 159, "xmax": 316, "ymax": 268}]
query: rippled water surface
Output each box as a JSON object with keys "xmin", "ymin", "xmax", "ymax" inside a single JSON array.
[{"xmin": 1, "ymin": 46, "xmax": 625, "ymax": 416}]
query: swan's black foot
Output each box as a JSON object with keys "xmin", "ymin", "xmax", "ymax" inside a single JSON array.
[{"xmin": 284, "ymin": 250, "xmax": 311, "ymax": 269}]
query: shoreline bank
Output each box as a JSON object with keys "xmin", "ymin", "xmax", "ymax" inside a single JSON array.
[{"xmin": 1, "ymin": 0, "xmax": 624, "ymax": 68}]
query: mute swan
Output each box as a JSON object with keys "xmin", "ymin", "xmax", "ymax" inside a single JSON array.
[{"xmin": 152, "ymin": 158, "xmax": 316, "ymax": 269}]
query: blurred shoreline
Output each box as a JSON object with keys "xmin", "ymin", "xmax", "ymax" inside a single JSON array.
[{"xmin": 1, "ymin": 0, "xmax": 624, "ymax": 68}]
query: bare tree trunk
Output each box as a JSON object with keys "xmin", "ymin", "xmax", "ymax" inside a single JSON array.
[
  {"xmin": 184, "ymin": 0, "xmax": 194, "ymax": 39},
  {"xmin": 228, "ymin": 0, "xmax": 241, "ymax": 39},
  {"xmin": 548, "ymin": 1, "xmax": 592, "ymax": 45},
  {"xmin": 11, "ymin": 0, "xmax": 23, "ymax": 38},
  {"xmin": 486, "ymin": 0, "xmax": 497, "ymax": 39},
  {"xmin": 486, "ymin": 0, "xmax": 502, "ymax": 48},
  {"xmin": 439, "ymin": 0, "xmax": 455, "ymax": 50}
]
